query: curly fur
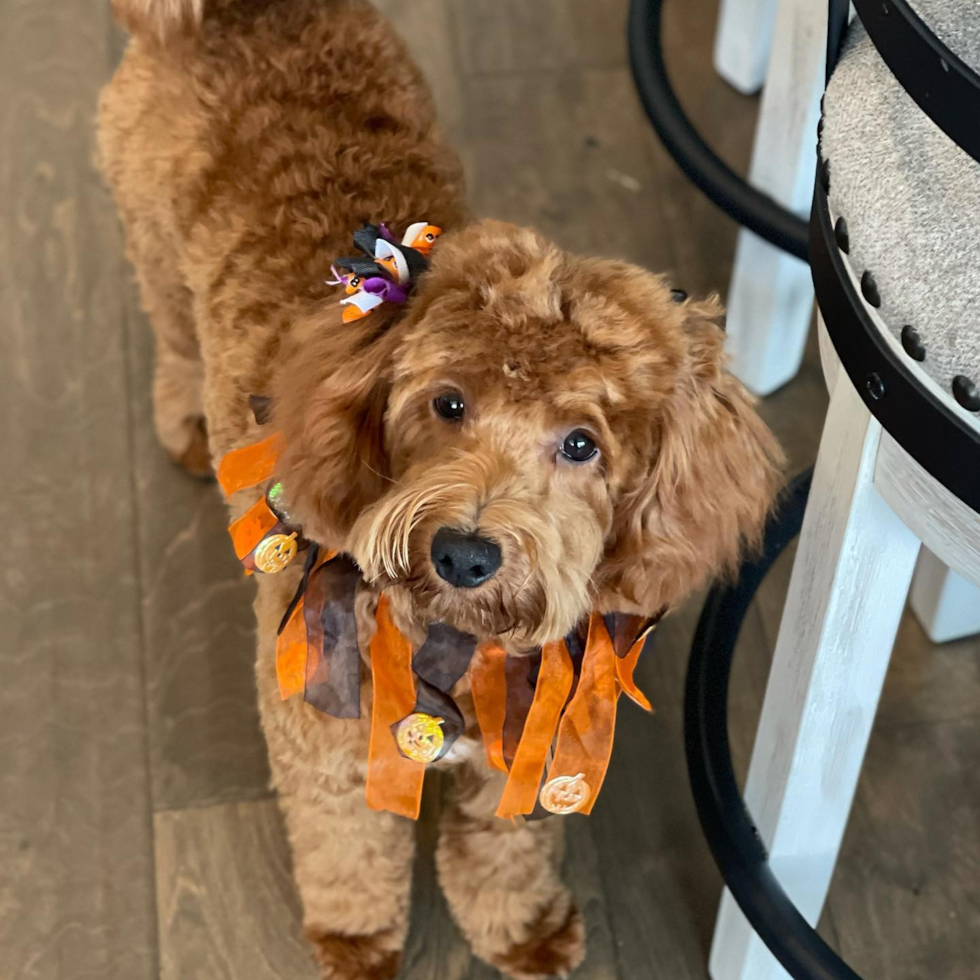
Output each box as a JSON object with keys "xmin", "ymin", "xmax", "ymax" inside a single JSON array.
[{"xmin": 98, "ymin": 2, "xmax": 784, "ymax": 976}]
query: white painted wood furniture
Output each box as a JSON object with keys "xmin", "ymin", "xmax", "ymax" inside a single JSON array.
[
  {"xmin": 708, "ymin": 3, "xmax": 980, "ymax": 970},
  {"xmin": 709, "ymin": 318, "xmax": 980, "ymax": 980},
  {"xmin": 713, "ymin": 0, "xmax": 980, "ymax": 643},
  {"xmin": 713, "ymin": 0, "xmax": 778, "ymax": 96},
  {"xmin": 719, "ymin": 0, "xmax": 823, "ymax": 400},
  {"xmin": 715, "ymin": 0, "xmax": 823, "ymax": 398}
]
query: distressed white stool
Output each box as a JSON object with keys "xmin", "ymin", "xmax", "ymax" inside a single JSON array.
[
  {"xmin": 709, "ymin": 3, "xmax": 980, "ymax": 977},
  {"xmin": 716, "ymin": 0, "xmax": 823, "ymax": 397},
  {"xmin": 713, "ymin": 0, "xmax": 980, "ymax": 645}
]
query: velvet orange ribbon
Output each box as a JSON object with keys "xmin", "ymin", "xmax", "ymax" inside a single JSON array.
[
  {"xmin": 228, "ymin": 496, "xmax": 280, "ymax": 572},
  {"xmin": 276, "ymin": 598, "xmax": 308, "ymax": 700},
  {"xmin": 365, "ymin": 594, "xmax": 425, "ymax": 819},
  {"xmin": 614, "ymin": 621, "xmax": 657, "ymax": 712},
  {"xmin": 470, "ymin": 643, "xmax": 508, "ymax": 773},
  {"xmin": 216, "ymin": 432, "xmax": 282, "ymax": 497},
  {"xmin": 545, "ymin": 613, "xmax": 619, "ymax": 815}
]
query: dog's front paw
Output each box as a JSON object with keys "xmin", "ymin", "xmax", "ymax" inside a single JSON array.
[
  {"xmin": 305, "ymin": 927, "xmax": 402, "ymax": 980},
  {"xmin": 171, "ymin": 415, "xmax": 214, "ymax": 480},
  {"xmin": 486, "ymin": 900, "xmax": 586, "ymax": 980}
]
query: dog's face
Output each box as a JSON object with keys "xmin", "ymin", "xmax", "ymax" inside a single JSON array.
[{"xmin": 277, "ymin": 221, "xmax": 783, "ymax": 646}]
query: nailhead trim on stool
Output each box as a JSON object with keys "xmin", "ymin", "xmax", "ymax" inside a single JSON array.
[
  {"xmin": 860, "ymin": 270, "xmax": 881, "ymax": 307},
  {"xmin": 812, "ymin": 177, "xmax": 980, "ymax": 513},
  {"xmin": 819, "ymin": 157, "xmax": 831, "ymax": 192},
  {"xmin": 953, "ymin": 375, "xmax": 980, "ymax": 412},
  {"xmin": 900, "ymin": 324, "xmax": 926, "ymax": 361}
]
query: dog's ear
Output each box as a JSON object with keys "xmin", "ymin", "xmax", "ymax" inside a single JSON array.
[
  {"xmin": 273, "ymin": 309, "xmax": 397, "ymax": 551},
  {"xmin": 595, "ymin": 297, "xmax": 784, "ymax": 614}
]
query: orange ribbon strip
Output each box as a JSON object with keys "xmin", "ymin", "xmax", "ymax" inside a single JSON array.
[
  {"xmin": 276, "ymin": 598, "xmax": 308, "ymax": 700},
  {"xmin": 614, "ymin": 623, "xmax": 656, "ymax": 712},
  {"xmin": 545, "ymin": 614, "xmax": 618, "ymax": 815},
  {"xmin": 217, "ymin": 432, "xmax": 282, "ymax": 497},
  {"xmin": 496, "ymin": 641, "xmax": 574, "ymax": 819},
  {"xmin": 365, "ymin": 594, "xmax": 425, "ymax": 819},
  {"xmin": 470, "ymin": 643, "xmax": 509, "ymax": 773},
  {"xmin": 228, "ymin": 496, "xmax": 279, "ymax": 564}
]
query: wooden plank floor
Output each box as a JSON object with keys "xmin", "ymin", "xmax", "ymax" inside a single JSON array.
[{"xmin": 2, "ymin": 1, "xmax": 978, "ymax": 978}]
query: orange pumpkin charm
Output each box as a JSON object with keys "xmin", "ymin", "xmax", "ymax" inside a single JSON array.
[{"xmin": 539, "ymin": 772, "xmax": 591, "ymax": 815}]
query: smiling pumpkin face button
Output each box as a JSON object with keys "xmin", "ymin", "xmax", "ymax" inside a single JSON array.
[
  {"xmin": 395, "ymin": 713, "xmax": 445, "ymax": 764},
  {"xmin": 253, "ymin": 531, "xmax": 299, "ymax": 574},
  {"xmin": 539, "ymin": 773, "xmax": 591, "ymax": 815}
]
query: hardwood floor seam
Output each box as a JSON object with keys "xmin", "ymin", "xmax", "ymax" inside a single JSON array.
[
  {"xmin": 153, "ymin": 784, "xmax": 276, "ymax": 817},
  {"xmin": 114, "ymin": 127, "xmax": 165, "ymax": 980}
]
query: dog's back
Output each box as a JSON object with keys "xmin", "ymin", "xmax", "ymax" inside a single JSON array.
[{"xmin": 98, "ymin": 0, "xmax": 467, "ymax": 461}]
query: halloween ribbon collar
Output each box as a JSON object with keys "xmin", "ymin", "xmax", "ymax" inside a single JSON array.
[
  {"xmin": 216, "ymin": 221, "xmax": 663, "ymax": 821},
  {"xmin": 218, "ymin": 429, "xmax": 662, "ymax": 822}
]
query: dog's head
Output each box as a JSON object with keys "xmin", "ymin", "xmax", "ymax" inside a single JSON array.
[{"xmin": 275, "ymin": 220, "xmax": 783, "ymax": 646}]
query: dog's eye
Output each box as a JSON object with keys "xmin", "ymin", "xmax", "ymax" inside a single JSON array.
[
  {"xmin": 560, "ymin": 429, "xmax": 598, "ymax": 463},
  {"xmin": 434, "ymin": 390, "xmax": 465, "ymax": 421}
]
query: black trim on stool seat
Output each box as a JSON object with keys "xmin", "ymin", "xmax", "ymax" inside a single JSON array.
[
  {"xmin": 811, "ymin": 177, "xmax": 980, "ymax": 515},
  {"xmin": 686, "ymin": 469, "xmax": 865, "ymax": 980},
  {"xmin": 852, "ymin": 0, "xmax": 980, "ymax": 166}
]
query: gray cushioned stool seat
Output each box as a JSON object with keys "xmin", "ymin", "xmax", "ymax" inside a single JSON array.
[{"xmin": 821, "ymin": 0, "xmax": 980, "ymax": 426}]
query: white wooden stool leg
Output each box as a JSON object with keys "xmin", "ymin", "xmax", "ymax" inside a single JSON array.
[
  {"xmin": 713, "ymin": 0, "xmax": 779, "ymax": 94},
  {"xmin": 724, "ymin": 0, "xmax": 825, "ymax": 396},
  {"xmin": 909, "ymin": 548, "xmax": 980, "ymax": 643},
  {"xmin": 709, "ymin": 374, "xmax": 921, "ymax": 980}
]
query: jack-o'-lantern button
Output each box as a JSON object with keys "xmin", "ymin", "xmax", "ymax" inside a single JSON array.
[
  {"xmin": 539, "ymin": 772, "xmax": 591, "ymax": 815},
  {"xmin": 253, "ymin": 531, "xmax": 299, "ymax": 574},
  {"xmin": 395, "ymin": 712, "xmax": 445, "ymax": 764}
]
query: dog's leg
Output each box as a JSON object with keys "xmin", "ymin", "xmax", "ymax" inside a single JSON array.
[
  {"xmin": 279, "ymin": 772, "xmax": 414, "ymax": 980},
  {"xmin": 436, "ymin": 760, "xmax": 586, "ymax": 980},
  {"xmin": 255, "ymin": 584, "xmax": 416, "ymax": 980},
  {"xmin": 130, "ymin": 244, "xmax": 211, "ymax": 478},
  {"xmin": 267, "ymin": 707, "xmax": 415, "ymax": 980}
]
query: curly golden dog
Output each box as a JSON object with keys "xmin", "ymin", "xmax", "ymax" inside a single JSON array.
[{"xmin": 98, "ymin": 1, "xmax": 783, "ymax": 977}]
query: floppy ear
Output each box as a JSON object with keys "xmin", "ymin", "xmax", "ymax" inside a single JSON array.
[
  {"xmin": 273, "ymin": 309, "xmax": 397, "ymax": 551},
  {"xmin": 596, "ymin": 298, "xmax": 784, "ymax": 614}
]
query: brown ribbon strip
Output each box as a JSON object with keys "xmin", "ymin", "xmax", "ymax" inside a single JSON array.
[
  {"xmin": 496, "ymin": 641, "xmax": 574, "ymax": 819},
  {"xmin": 501, "ymin": 654, "xmax": 536, "ymax": 769},
  {"xmin": 546, "ymin": 614, "xmax": 619, "ymax": 815},
  {"xmin": 365, "ymin": 595, "xmax": 425, "ymax": 819},
  {"xmin": 274, "ymin": 549, "xmax": 339, "ymax": 701},
  {"xmin": 470, "ymin": 643, "xmax": 508, "ymax": 772},
  {"xmin": 216, "ymin": 432, "xmax": 282, "ymax": 497},
  {"xmin": 411, "ymin": 624, "xmax": 477, "ymax": 759},
  {"xmin": 303, "ymin": 558, "xmax": 362, "ymax": 718},
  {"xmin": 603, "ymin": 613, "xmax": 651, "ymax": 658}
]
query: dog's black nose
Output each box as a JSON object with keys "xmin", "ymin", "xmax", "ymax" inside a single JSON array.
[{"xmin": 431, "ymin": 528, "xmax": 502, "ymax": 589}]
